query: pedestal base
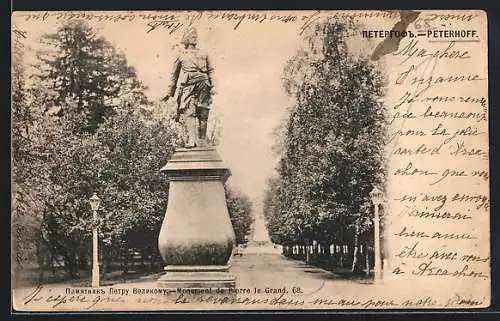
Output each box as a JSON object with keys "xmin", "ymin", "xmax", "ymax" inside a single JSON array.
[
  {"xmin": 157, "ymin": 147, "xmax": 236, "ymax": 293},
  {"xmin": 157, "ymin": 265, "xmax": 236, "ymax": 289}
]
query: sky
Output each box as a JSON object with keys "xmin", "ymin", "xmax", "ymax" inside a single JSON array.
[{"xmin": 13, "ymin": 13, "xmax": 308, "ymax": 216}]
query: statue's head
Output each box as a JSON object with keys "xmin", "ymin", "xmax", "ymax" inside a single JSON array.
[{"xmin": 180, "ymin": 27, "xmax": 198, "ymax": 47}]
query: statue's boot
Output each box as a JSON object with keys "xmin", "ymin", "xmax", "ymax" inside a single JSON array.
[
  {"xmin": 185, "ymin": 116, "xmax": 197, "ymax": 148},
  {"xmin": 197, "ymin": 120, "xmax": 208, "ymax": 147}
]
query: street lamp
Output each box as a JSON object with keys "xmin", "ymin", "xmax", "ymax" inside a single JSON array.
[
  {"xmin": 369, "ymin": 186, "xmax": 383, "ymax": 285},
  {"xmin": 89, "ymin": 192, "xmax": 101, "ymax": 287}
]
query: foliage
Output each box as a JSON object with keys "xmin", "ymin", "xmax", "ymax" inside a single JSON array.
[
  {"xmin": 35, "ymin": 20, "xmax": 149, "ymax": 134},
  {"xmin": 12, "ymin": 36, "xmax": 48, "ymax": 270},
  {"xmin": 225, "ymin": 185, "xmax": 254, "ymax": 244},
  {"xmin": 12, "ymin": 20, "xmax": 254, "ymax": 279},
  {"xmin": 264, "ymin": 19, "xmax": 387, "ymax": 250},
  {"xmin": 12, "ymin": 20, "xmax": 177, "ymax": 277}
]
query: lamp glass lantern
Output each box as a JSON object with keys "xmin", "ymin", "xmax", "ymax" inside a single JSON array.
[
  {"xmin": 369, "ymin": 186, "xmax": 383, "ymax": 206},
  {"xmin": 89, "ymin": 193, "xmax": 101, "ymax": 212}
]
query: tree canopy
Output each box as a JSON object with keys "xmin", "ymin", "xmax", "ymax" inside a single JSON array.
[
  {"xmin": 12, "ymin": 20, "xmax": 253, "ymax": 281},
  {"xmin": 225, "ymin": 185, "xmax": 254, "ymax": 245},
  {"xmin": 264, "ymin": 19, "xmax": 387, "ymax": 252}
]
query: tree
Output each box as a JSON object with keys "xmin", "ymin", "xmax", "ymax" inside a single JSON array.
[
  {"xmin": 35, "ymin": 20, "xmax": 148, "ymax": 134},
  {"xmin": 225, "ymin": 185, "xmax": 254, "ymax": 245},
  {"xmin": 263, "ymin": 176, "xmax": 301, "ymax": 247},
  {"xmin": 12, "ymin": 20, "xmax": 182, "ymax": 279},
  {"xmin": 12, "ymin": 36, "xmax": 45, "ymax": 273},
  {"xmin": 93, "ymin": 100, "xmax": 180, "ymax": 273},
  {"xmin": 265, "ymin": 18, "xmax": 387, "ymax": 270}
]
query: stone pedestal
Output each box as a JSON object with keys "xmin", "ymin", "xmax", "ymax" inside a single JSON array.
[{"xmin": 157, "ymin": 147, "xmax": 236, "ymax": 289}]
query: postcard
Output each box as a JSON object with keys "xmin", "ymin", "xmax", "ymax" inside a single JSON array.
[{"xmin": 11, "ymin": 10, "xmax": 489, "ymax": 311}]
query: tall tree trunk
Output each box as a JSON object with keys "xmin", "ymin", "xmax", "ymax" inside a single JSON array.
[
  {"xmin": 36, "ymin": 245, "xmax": 45, "ymax": 283},
  {"xmin": 123, "ymin": 249, "xmax": 129, "ymax": 275},
  {"xmin": 150, "ymin": 253, "xmax": 155, "ymax": 269},
  {"xmin": 66, "ymin": 255, "xmax": 77, "ymax": 279},
  {"xmin": 321, "ymin": 244, "xmax": 331, "ymax": 268},
  {"xmin": 50, "ymin": 253, "xmax": 56, "ymax": 276},
  {"xmin": 339, "ymin": 245, "xmax": 344, "ymax": 268},
  {"xmin": 351, "ymin": 223, "xmax": 360, "ymax": 272},
  {"xmin": 365, "ymin": 240, "xmax": 370, "ymax": 277},
  {"xmin": 313, "ymin": 241, "xmax": 318, "ymax": 261},
  {"xmin": 332, "ymin": 244, "xmax": 336, "ymax": 266},
  {"xmin": 105, "ymin": 250, "xmax": 112, "ymax": 273},
  {"xmin": 351, "ymin": 245, "xmax": 359, "ymax": 272}
]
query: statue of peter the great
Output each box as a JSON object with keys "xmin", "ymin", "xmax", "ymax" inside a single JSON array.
[{"xmin": 163, "ymin": 27, "xmax": 215, "ymax": 148}]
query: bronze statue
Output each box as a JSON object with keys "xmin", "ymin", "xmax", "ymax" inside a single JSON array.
[{"xmin": 163, "ymin": 27, "xmax": 215, "ymax": 148}]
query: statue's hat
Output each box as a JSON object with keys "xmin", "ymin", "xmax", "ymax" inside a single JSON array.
[{"xmin": 181, "ymin": 27, "xmax": 198, "ymax": 45}]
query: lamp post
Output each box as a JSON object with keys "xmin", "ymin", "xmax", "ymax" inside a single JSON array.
[
  {"xmin": 369, "ymin": 186, "xmax": 383, "ymax": 285},
  {"xmin": 89, "ymin": 192, "xmax": 101, "ymax": 288}
]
